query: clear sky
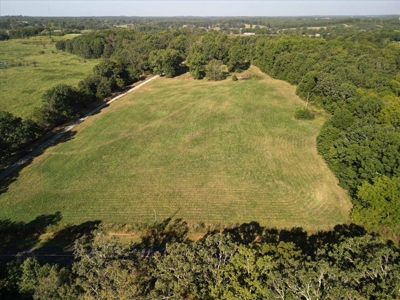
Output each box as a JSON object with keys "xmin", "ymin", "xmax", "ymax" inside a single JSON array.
[{"xmin": 1, "ymin": 1, "xmax": 399, "ymax": 17}]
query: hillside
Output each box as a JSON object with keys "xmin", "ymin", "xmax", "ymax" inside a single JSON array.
[{"xmin": 0, "ymin": 66, "xmax": 351, "ymax": 229}]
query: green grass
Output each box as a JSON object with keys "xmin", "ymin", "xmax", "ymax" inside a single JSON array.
[
  {"xmin": 0, "ymin": 67, "xmax": 351, "ymax": 229},
  {"xmin": 0, "ymin": 35, "xmax": 99, "ymax": 118}
]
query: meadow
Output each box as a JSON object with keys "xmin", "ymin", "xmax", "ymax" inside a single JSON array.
[
  {"xmin": 0, "ymin": 35, "xmax": 99, "ymax": 118},
  {"xmin": 0, "ymin": 67, "xmax": 351, "ymax": 229}
]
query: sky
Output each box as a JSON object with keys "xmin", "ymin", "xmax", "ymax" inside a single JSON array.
[{"xmin": 1, "ymin": 0, "xmax": 399, "ymax": 17}]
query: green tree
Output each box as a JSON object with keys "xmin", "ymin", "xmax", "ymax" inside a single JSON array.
[
  {"xmin": 227, "ymin": 45, "xmax": 248, "ymax": 72},
  {"xmin": 95, "ymin": 77, "xmax": 112, "ymax": 100},
  {"xmin": 41, "ymin": 84, "xmax": 79, "ymax": 126},
  {"xmin": 168, "ymin": 35, "xmax": 191, "ymax": 59},
  {"xmin": 73, "ymin": 232, "xmax": 141, "ymax": 299},
  {"xmin": 18, "ymin": 258, "xmax": 72, "ymax": 300},
  {"xmin": 352, "ymin": 176, "xmax": 400, "ymax": 233},
  {"xmin": 378, "ymin": 99, "xmax": 400, "ymax": 128},
  {"xmin": 206, "ymin": 59, "xmax": 225, "ymax": 81},
  {"xmin": 148, "ymin": 49, "xmax": 182, "ymax": 77},
  {"xmin": 78, "ymin": 75, "xmax": 102, "ymax": 102},
  {"xmin": 0, "ymin": 111, "xmax": 36, "ymax": 160},
  {"xmin": 93, "ymin": 59, "xmax": 130, "ymax": 90},
  {"xmin": 186, "ymin": 49, "xmax": 206, "ymax": 79},
  {"xmin": 150, "ymin": 233, "xmax": 237, "ymax": 299},
  {"xmin": 55, "ymin": 40, "xmax": 66, "ymax": 51}
]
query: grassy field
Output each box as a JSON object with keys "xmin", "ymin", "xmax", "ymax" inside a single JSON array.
[
  {"xmin": 0, "ymin": 35, "xmax": 99, "ymax": 118},
  {"xmin": 0, "ymin": 67, "xmax": 351, "ymax": 229}
]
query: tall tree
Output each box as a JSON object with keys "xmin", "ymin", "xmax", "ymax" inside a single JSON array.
[
  {"xmin": 186, "ymin": 48, "xmax": 206, "ymax": 79},
  {"xmin": 148, "ymin": 49, "xmax": 182, "ymax": 77},
  {"xmin": 41, "ymin": 84, "xmax": 79, "ymax": 126}
]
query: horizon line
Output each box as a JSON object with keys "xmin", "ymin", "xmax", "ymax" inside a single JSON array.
[{"xmin": 2, "ymin": 14, "xmax": 400, "ymax": 17}]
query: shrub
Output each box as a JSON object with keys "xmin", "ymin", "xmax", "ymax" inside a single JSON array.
[
  {"xmin": 294, "ymin": 107, "xmax": 315, "ymax": 120},
  {"xmin": 232, "ymin": 74, "xmax": 238, "ymax": 81},
  {"xmin": 206, "ymin": 59, "xmax": 226, "ymax": 81}
]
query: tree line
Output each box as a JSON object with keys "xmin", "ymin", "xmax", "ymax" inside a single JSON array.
[
  {"xmin": 2, "ymin": 15, "xmax": 399, "ymax": 41},
  {"xmin": 220, "ymin": 33, "xmax": 400, "ymax": 237},
  {"xmin": 0, "ymin": 221, "xmax": 399, "ymax": 299}
]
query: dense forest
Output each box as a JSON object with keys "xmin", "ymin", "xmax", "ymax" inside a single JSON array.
[
  {"xmin": 1, "ymin": 16, "xmax": 400, "ymax": 298},
  {"xmin": 1, "ymin": 221, "xmax": 399, "ymax": 299}
]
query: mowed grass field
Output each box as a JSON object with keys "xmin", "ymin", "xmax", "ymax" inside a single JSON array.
[
  {"xmin": 0, "ymin": 35, "xmax": 99, "ymax": 118},
  {"xmin": 0, "ymin": 67, "xmax": 351, "ymax": 229}
]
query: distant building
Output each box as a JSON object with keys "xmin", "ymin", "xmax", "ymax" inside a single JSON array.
[{"xmin": 243, "ymin": 32, "xmax": 255, "ymax": 36}]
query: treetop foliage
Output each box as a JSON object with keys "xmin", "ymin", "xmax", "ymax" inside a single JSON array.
[{"xmin": 1, "ymin": 222, "xmax": 399, "ymax": 299}]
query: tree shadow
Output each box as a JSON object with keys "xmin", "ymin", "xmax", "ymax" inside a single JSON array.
[
  {"xmin": 175, "ymin": 65, "xmax": 190, "ymax": 77},
  {"xmin": 0, "ymin": 130, "xmax": 77, "ymax": 196},
  {"xmin": 139, "ymin": 215, "xmax": 189, "ymax": 251},
  {"xmin": 33, "ymin": 220, "xmax": 101, "ymax": 265},
  {"xmin": 0, "ymin": 212, "xmax": 102, "ymax": 265},
  {"xmin": 221, "ymin": 222, "xmax": 368, "ymax": 256},
  {"xmin": 0, "ymin": 212, "xmax": 62, "ymax": 264},
  {"xmin": 38, "ymin": 220, "xmax": 101, "ymax": 250},
  {"xmin": 32, "ymin": 129, "xmax": 77, "ymax": 157},
  {"xmin": 86, "ymin": 103, "xmax": 109, "ymax": 117},
  {"xmin": 0, "ymin": 169, "xmax": 20, "ymax": 196},
  {"xmin": 233, "ymin": 62, "xmax": 251, "ymax": 73},
  {"xmin": 306, "ymin": 223, "xmax": 367, "ymax": 256},
  {"xmin": 223, "ymin": 221, "xmax": 263, "ymax": 244}
]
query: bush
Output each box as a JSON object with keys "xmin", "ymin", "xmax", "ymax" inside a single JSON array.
[
  {"xmin": 206, "ymin": 59, "xmax": 226, "ymax": 81},
  {"xmin": 232, "ymin": 74, "xmax": 238, "ymax": 81},
  {"xmin": 55, "ymin": 40, "xmax": 66, "ymax": 51},
  {"xmin": 294, "ymin": 107, "xmax": 315, "ymax": 120}
]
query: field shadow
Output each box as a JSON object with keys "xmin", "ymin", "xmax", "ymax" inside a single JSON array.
[{"xmin": 0, "ymin": 130, "xmax": 77, "ymax": 196}]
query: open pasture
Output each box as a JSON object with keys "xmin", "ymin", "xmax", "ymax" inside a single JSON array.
[
  {"xmin": 0, "ymin": 35, "xmax": 99, "ymax": 118},
  {"xmin": 0, "ymin": 67, "xmax": 351, "ymax": 229}
]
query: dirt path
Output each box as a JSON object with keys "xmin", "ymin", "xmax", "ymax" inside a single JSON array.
[{"xmin": 0, "ymin": 75, "xmax": 159, "ymax": 182}]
